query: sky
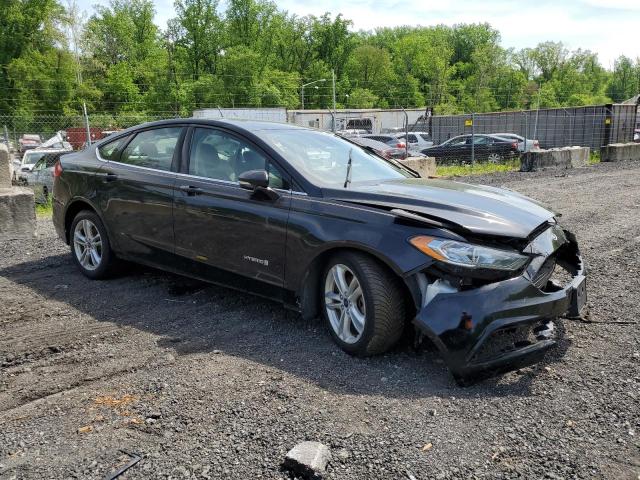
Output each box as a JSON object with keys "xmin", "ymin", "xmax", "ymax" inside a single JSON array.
[{"xmin": 76, "ymin": 0, "xmax": 640, "ymax": 68}]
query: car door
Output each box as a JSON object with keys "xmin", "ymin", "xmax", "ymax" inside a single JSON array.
[
  {"xmin": 439, "ymin": 136, "xmax": 468, "ymax": 161},
  {"xmin": 95, "ymin": 126, "xmax": 184, "ymax": 262},
  {"xmin": 172, "ymin": 126, "xmax": 291, "ymax": 291}
]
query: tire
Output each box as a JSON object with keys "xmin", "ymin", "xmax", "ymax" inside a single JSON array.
[
  {"xmin": 321, "ymin": 251, "xmax": 406, "ymax": 356},
  {"xmin": 69, "ymin": 210, "xmax": 116, "ymax": 279}
]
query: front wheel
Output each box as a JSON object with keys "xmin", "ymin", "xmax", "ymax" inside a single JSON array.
[
  {"xmin": 487, "ymin": 152, "xmax": 502, "ymax": 164},
  {"xmin": 70, "ymin": 210, "xmax": 116, "ymax": 279},
  {"xmin": 321, "ymin": 252, "xmax": 406, "ymax": 356}
]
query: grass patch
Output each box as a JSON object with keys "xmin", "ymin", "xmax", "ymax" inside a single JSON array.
[
  {"xmin": 35, "ymin": 196, "xmax": 53, "ymax": 217},
  {"xmin": 588, "ymin": 151, "xmax": 601, "ymax": 165},
  {"xmin": 436, "ymin": 158, "xmax": 520, "ymax": 177}
]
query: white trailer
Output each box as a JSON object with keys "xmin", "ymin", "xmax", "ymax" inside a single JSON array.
[
  {"xmin": 193, "ymin": 108, "xmax": 287, "ymax": 123},
  {"xmin": 287, "ymin": 108, "xmax": 428, "ymax": 133}
]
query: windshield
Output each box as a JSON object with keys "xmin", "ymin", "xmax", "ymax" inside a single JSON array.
[
  {"xmin": 261, "ymin": 129, "xmax": 410, "ymax": 188},
  {"xmin": 22, "ymin": 151, "xmax": 46, "ymax": 166}
]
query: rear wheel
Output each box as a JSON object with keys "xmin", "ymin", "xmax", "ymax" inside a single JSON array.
[
  {"xmin": 321, "ymin": 252, "xmax": 405, "ymax": 356},
  {"xmin": 70, "ymin": 211, "xmax": 116, "ymax": 279}
]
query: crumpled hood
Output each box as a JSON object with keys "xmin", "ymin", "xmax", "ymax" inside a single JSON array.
[{"xmin": 326, "ymin": 178, "xmax": 555, "ymax": 239}]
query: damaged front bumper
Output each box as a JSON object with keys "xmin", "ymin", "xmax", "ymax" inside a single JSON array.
[{"xmin": 411, "ymin": 228, "xmax": 586, "ymax": 384}]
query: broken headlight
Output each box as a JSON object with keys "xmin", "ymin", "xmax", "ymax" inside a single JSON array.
[{"xmin": 409, "ymin": 236, "xmax": 529, "ymax": 271}]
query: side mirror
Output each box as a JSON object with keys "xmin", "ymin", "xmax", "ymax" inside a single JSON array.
[
  {"xmin": 238, "ymin": 169, "xmax": 279, "ymax": 200},
  {"xmin": 238, "ymin": 169, "xmax": 269, "ymax": 190}
]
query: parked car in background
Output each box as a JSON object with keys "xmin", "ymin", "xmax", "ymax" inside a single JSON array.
[
  {"xmin": 346, "ymin": 136, "xmax": 407, "ymax": 160},
  {"xmin": 13, "ymin": 148, "xmax": 70, "ymax": 182},
  {"xmin": 394, "ymin": 131, "xmax": 434, "ymax": 155},
  {"xmin": 491, "ymin": 133, "xmax": 539, "ymax": 152},
  {"xmin": 22, "ymin": 152, "xmax": 63, "ymax": 203},
  {"xmin": 52, "ymin": 119, "xmax": 586, "ymax": 384},
  {"xmin": 18, "ymin": 134, "xmax": 42, "ymax": 154},
  {"xmin": 422, "ymin": 134, "xmax": 520, "ymax": 163},
  {"xmin": 362, "ymin": 134, "xmax": 407, "ymax": 150},
  {"xmin": 634, "ymin": 129, "xmax": 640, "ymax": 143}
]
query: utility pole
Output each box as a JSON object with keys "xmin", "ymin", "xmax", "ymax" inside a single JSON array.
[
  {"xmin": 301, "ymin": 78, "xmax": 326, "ymax": 110},
  {"xmin": 332, "ymin": 69, "xmax": 337, "ymax": 133},
  {"xmin": 332, "ymin": 69, "xmax": 336, "ymax": 113}
]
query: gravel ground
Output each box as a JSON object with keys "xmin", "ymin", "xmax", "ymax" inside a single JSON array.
[{"xmin": 1, "ymin": 161, "xmax": 639, "ymax": 480}]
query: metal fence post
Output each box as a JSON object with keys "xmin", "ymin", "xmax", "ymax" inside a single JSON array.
[
  {"xmin": 83, "ymin": 102, "xmax": 91, "ymax": 147},
  {"xmin": 471, "ymin": 112, "xmax": 475, "ymax": 169},
  {"xmin": 402, "ymin": 107, "xmax": 409, "ymax": 158},
  {"xmin": 3, "ymin": 125, "xmax": 9, "ymax": 146},
  {"xmin": 523, "ymin": 112, "xmax": 528, "ymax": 151}
]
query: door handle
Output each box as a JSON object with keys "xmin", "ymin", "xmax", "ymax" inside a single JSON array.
[
  {"xmin": 178, "ymin": 185, "xmax": 203, "ymax": 195},
  {"xmin": 103, "ymin": 172, "xmax": 118, "ymax": 182}
]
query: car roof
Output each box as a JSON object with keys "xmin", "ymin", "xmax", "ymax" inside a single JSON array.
[
  {"xmin": 143, "ymin": 118, "xmax": 306, "ymax": 132},
  {"xmin": 95, "ymin": 118, "xmax": 309, "ymax": 147}
]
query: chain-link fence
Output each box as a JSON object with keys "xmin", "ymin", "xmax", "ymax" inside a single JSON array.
[{"xmin": 2, "ymin": 102, "xmax": 638, "ymax": 169}]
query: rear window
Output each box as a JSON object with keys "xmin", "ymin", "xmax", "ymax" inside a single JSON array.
[{"xmin": 119, "ymin": 128, "xmax": 182, "ymax": 171}]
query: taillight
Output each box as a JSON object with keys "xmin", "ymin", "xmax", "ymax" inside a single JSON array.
[
  {"xmin": 53, "ymin": 160, "xmax": 63, "ymax": 177},
  {"xmin": 396, "ymin": 142, "xmax": 405, "ymax": 148},
  {"xmin": 512, "ymin": 142, "xmax": 518, "ymax": 150}
]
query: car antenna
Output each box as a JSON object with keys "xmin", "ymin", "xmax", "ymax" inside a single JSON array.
[{"xmin": 344, "ymin": 148, "xmax": 353, "ymax": 188}]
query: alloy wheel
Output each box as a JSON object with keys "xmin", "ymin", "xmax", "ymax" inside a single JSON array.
[
  {"xmin": 73, "ymin": 219, "xmax": 103, "ymax": 271},
  {"xmin": 487, "ymin": 153, "xmax": 501, "ymax": 164},
  {"xmin": 324, "ymin": 264, "xmax": 366, "ymax": 344}
]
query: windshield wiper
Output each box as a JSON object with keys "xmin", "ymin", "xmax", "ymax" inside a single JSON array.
[{"xmin": 343, "ymin": 147, "xmax": 353, "ymax": 188}]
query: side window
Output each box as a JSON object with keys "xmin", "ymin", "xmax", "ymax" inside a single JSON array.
[
  {"xmin": 419, "ymin": 134, "xmax": 431, "ymax": 142},
  {"xmin": 267, "ymin": 162, "xmax": 289, "ymax": 190},
  {"xmin": 407, "ymin": 134, "xmax": 418, "ymax": 143},
  {"xmin": 97, "ymin": 136, "xmax": 130, "ymax": 160},
  {"xmin": 119, "ymin": 128, "xmax": 182, "ymax": 171},
  {"xmin": 189, "ymin": 127, "xmax": 289, "ymax": 188}
]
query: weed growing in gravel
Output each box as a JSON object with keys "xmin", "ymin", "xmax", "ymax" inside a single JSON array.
[
  {"xmin": 35, "ymin": 196, "xmax": 53, "ymax": 217},
  {"xmin": 436, "ymin": 158, "xmax": 520, "ymax": 177},
  {"xmin": 588, "ymin": 151, "xmax": 601, "ymax": 165}
]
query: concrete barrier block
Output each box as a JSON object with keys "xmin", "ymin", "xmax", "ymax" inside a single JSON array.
[
  {"xmin": 601, "ymin": 143, "xmax": 640, "ymax": 162},
  {"xmin": 520, "ymin": 146, "xmax": 590, "ymax": 172},
  {"xmin": 0, "ymin": 143, "xmax": 11, "ymax": 188},
  {"xmin": 399, "ymin": 156, "xmax": 436, "ymax": 178},
  {"xmin": 0, "ymin": 186, "xmax": 36, "ymax": 240}
]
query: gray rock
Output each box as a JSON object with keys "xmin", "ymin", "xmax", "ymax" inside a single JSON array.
[{"xmin": 284, "ymin": 441, "xmax": 331, "ymax": 479}]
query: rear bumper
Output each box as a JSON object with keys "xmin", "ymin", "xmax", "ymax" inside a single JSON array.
[
  {"xmin": 52, "ymin": 196, "xmax": 66, "ymax": 243},
  {"xmin": 413, "ymin": 249, "xmax": 586, "ymax": 384}
]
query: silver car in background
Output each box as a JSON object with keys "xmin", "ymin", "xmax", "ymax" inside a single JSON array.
[
  {"xmin": 394, "ymin": 131, "xmax": 434, "ymax": 155},
  {"xmin": 492, "ymin": 133, "xmax": 540, "ymax": 152},
  {"xmin": 19, "ymin": 152, "xmax": 64, "ymax": 202}
]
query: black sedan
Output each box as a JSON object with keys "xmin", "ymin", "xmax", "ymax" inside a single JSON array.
[
  {"xmin": 422, "ymin": 134, "xmax": 520, "ymax": 164},
  {"xmin": 52, "ymin": 119, "xmax": 586, "ymax": 384}
]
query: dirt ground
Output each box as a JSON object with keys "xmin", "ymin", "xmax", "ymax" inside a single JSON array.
[{"xmin": 1, "ymin": 161, "xmax": 639, "ymax": 480}]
